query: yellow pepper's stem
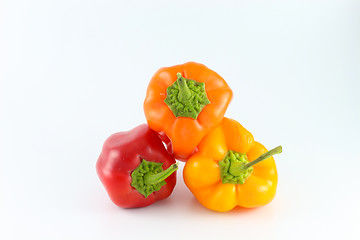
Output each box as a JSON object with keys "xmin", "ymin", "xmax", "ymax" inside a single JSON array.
[
  {"xmin": 245, "ymin": 146, "xmax": 282, "ymax": 169},
  {"xmin": 220, "ymin": 147, "xmax": 282, "ymax": 185}
]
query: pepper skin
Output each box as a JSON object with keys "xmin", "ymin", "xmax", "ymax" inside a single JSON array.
[
  {"xmin": 144, "ymin": 62, "xmax": 233, "ymax": 160},
  {"xmin": 183, "ymin": 118, "xmax": 282, "ymax": 212},
  {"xmin": 96, "ymin": 124, "xmax": 178, "ymax": 208}
]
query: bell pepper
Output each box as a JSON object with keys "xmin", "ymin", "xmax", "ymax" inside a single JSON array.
[
  {"xmin": 183, "ymin": 118, "xmax": 282, "ymax": 212},
  {"xmin": 96, "ymin": 124, "xmax": 178, "ymax": 208},
  {"xmin": 144, "ymin": 62, "xmax": 233, "ymax": 160}
]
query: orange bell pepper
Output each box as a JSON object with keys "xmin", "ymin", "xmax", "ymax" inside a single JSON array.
[
  {"xmin": 183, "ymin": 118, "xmax": 282, "ymax": 212},
  {"xmin": 143, "ymin": 62, "xmax": 232, "ymax": 160}
]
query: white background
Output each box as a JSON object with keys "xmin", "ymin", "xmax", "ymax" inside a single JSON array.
[{"xmin": 1, "ymin": 0, "xmax": 360, "ymax": 239}]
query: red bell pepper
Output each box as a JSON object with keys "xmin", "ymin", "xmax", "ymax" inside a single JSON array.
[{"xmin": 96, "ymin": 124, "xmax": 178, "ymax": 208}]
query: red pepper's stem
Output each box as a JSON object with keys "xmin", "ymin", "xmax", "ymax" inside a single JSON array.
[
  {"xmin": 245, "ymin": 146, "xmax": 282, "ymax": 169},
  {"xmin": 176, "ymin": 73, "xmax": 192, "ymax": 101},
  {"xmin": 144, "ymin": 163, "xmax": 179, "ymax": 185}
]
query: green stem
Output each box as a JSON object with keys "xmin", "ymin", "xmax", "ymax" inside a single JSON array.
[
  {"xmin": 245, "ymin": 146, "xmax": 282, "ymax": 169},
  {"xmin": 220, "ymin": 147, "xmax": 282, "ymax": 184},
  {"xmin": 176, "ymin": 73, "xmax": 191, "ymax": 101},
  {"xmin": 144, "ymin": 163, "xmax": 179, "ymax": 185},
  {"xmin": 229, "ymin": 161, "xmax": 245, "ymax": 176},
  {"xmin": 227, "ymin": 151, "xmax": 245, "ymax": 176}
]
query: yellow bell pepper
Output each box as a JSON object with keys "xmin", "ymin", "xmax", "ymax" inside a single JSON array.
[{"xmin": 183, "ymin": 117, "xmax": 282, "ymax": 212}]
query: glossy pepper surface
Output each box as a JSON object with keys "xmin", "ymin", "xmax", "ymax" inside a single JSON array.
[
  {"xmin": 96, "ymin": 124, "xmax": 178, "ymax": 208},
  {"xmin": 144, "ymin": 62, "xmax": 233, "ymax": 160},
  {"xmin": 183, "ymin": 118, "xmax": 282, "ymax": 212}
]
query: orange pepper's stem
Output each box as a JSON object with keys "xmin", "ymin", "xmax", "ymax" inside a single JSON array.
[
  {"xmin": 176, "ymin": 73, "xmax": 192, "ymax": 101},
  {"xmin": 245, "ymin": 146, "xmax": 282, "ymax": 169},
  {"xmin": 164, "ymin": 72, "xmax": 210, "ymax": 119}
]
